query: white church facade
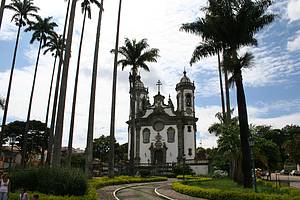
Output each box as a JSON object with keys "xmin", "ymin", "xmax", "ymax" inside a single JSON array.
[{"xmin": 127, "ymin": 71, "xmax": 198, "ymax": 165}]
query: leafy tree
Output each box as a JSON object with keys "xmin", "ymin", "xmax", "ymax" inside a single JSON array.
[
  {"xmin": 22, "ymin": 15, "xmax": 57, "ymax": 167},
  {"xmin": 113, "ymin": 38, "xmax": 159, "ymax": 176},
  {"xmin": 86, "ymin": 0, "xmax": 103, "ymax": 177},
  {"xmin": 3, "ymin": 120, "xmax": 49, "ymax": 164},
  {"xmin": 1, "ymin": 0, "xmax": 39, "ymax": 148},
  {"xmin": 283, "ymin": 125, "xmax": 300, "ymax": 165}
]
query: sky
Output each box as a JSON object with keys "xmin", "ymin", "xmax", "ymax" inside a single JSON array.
[{"xmin": 0, "ymin": 0, "xmax": 299, "ymax": 149}]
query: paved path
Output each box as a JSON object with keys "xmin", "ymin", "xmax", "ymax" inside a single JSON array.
[{"xmin": 97, "ymin": 179, "xmax": 206, "ymax": 200}]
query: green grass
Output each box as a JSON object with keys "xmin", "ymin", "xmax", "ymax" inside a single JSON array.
[{"xmin": 173, "ymin": 178, "xmax": 300, "ymax": 200}]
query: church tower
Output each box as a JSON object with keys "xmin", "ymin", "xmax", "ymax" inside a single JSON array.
[{"xmin": 175, "ymin": 71, "xmax": 197, "ymax": 162}]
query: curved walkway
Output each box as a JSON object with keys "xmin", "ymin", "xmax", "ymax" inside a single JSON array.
[{"xmin": 97, "ymin": 179, "xmax": 206, "ymax": 200}]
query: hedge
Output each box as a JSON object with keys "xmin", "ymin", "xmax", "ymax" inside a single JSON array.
[
  {"xmin": 172, "ymin": 180, "xmax": 300, "ymax": 200},
  {"xmin": 176, "ymin": 175, "xmax": 211, "ymax": 180},
  {"xmin": 90, "ymin": 176, "xmax": 168, "ymax": 189}
]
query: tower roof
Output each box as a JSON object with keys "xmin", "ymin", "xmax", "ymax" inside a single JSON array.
[
  {"xmin": 180, "ymin": 70, "xmax": 191, "ymax": 83},
  {"xmin": 176, "ymin": 70, "xmax": 195, "ymax": 91}
]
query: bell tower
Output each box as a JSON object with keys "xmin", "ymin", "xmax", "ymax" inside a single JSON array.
[{"xmin": 176, "ymin": 70, "xmax": 195, "ymax": 116}]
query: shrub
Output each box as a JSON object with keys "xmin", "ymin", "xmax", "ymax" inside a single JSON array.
[
  {"xmin": 11, "ymin": 167, "xmax": 87, "ymax": 196},
  {"xmin": 139, "ymin": 169, "xmax": 151, "ymax": 178},
  {"xmin": 172, "ymin": 164, "xmax": 193, "ymax": 176},
  {"xmin": 172, "ymin": 179, "xmax": 300, "ymax": 200}
]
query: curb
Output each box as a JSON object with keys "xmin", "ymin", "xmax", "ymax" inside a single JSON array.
[{"xmin": 154, "ymin": 185, "xmax": 175, "ymax": 200}]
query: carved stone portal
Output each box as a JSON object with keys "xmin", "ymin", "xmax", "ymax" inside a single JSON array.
[{"xmin": 149, "ymin": 133, "xmax": 168, "ymax": 165}]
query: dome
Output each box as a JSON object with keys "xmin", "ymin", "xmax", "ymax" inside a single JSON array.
[{"xmin": 180, "ymin": 71, "xmax": 191, "ymax": 83}]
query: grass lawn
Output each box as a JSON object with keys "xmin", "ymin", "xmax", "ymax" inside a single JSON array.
[{"xmin": 173, "ymin": 178, "xmax": 300, "ymax": 200}]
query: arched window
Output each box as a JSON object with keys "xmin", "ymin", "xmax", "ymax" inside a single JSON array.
[
  {"xmin": 167, "ymin": 127, "xmax": 175, "ymax": 143},
  {"xmin": 143, "ymin": 128, "xmax": 150, "ymax": 143},
  {"xmin": 186, "ymin": 93, "xmax": 192, "ymax": 107}
]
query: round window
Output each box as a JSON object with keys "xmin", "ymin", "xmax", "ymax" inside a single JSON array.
[{"xmin": 153, "ymin": 121, "xmax": 164, "ymax": 131}]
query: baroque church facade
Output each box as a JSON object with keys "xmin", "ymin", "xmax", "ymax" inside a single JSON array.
[{"xmin": 127, "ymin": 71, "xmax": 198, "ymax": 165}]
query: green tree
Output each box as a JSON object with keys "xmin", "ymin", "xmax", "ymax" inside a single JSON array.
[
  {"xmin": 283, "ymin": 125, "xmax": 300, "ymax": 166},
  {"xmin": 22, "ymin": 16, "xmax": 57, "ymax": 167},
  {"xmin": 85, "ymin": 0, "xmax": 103, "ymax": 177},
  {"xmin": 1, "ymin": 0, "xmax": 39, "ymax": 149},
  {"xmin": 68, "ymin": 0, "xmax": 101, "ymax": 168},
  {"xmin": 52, "ymin": 0, "xmax": 77, "ymax": 167},
  {"xmin": 47, "ymin": 0, "xmax": 71, "ymax": 166},
  {"xmin": 43, "ymin": 33, "xmax": 65, "ymax": 126},
  {"xmin": 113, "ymin": 38, "xmax": 159, "ymax": 176},
  {"xmin": 181, "ymin": 0, "xmax": 275, "ymax": 188},
  {"xmin": 3, "ymin": 120, "xmax": 49, "ymax": 164}
]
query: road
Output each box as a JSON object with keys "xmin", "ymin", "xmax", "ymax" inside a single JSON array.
[{"xmin": 115, "ymin": 184, "xmax": 164, "ymax": 200}]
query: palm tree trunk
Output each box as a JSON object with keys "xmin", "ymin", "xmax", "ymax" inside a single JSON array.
[
  {"xmin": 0, "ymin": 0, "xmax": 5, "ymax": 30},
  {"xmin": 129, "ymin": 72, "xmax": 136, "ymax": 176},
  {"xmin": 46, "ymin": 0, "xmax": 71, "ymax": 166},
  {"xmin": 108, "ymin": 0, "xmax": 122, "ymax": 178},
  {"xmin": 85, "ymin": 0, "xmax": 104, "ymax": 177},
  {"xmin": 67, "ymin": 7, "xmax": 88, "ymax": 168},
  {"xmin": 22, "ymin": 38, "xmax": 43, "ymax": 168},
  {"xmin": 217, "ymin": 51, "xmax": 225, "ymax": 119},
  {"xmin": 52, "ymin": 0, "xmax": 77, "ymax": 167},
  {"xmin": 224, "ymin": 68, "xmax": 231, "ymax": 122},
  {"xmin": 0, "ymin": 18, "xmax": 22, "ymax": 149},
  {"xmin": 235, "ymin": 69, "xmax": 252, "ymax": 188},
  {"xmin": 45, "ymin": 55, "xmax": 58, "ymax": 126}
]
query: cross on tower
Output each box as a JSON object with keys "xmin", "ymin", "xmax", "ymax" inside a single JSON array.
[{"xmin": 156, "ymin": 80, "xmax": 162, "ymax": 94}]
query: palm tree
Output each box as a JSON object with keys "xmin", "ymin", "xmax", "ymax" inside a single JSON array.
[
  {"xmin": 46, "ymin": 0, "xmax": 71, "ymax": 166},
  {"xmin": 181, "ymin": 0, "xmax": 275, "ymax": 187},
  {"xmin": 112, "ymin": 38, "xmax": 159, "ymax": 176},
  {"xmin": 43, "ymin": 33, "xmax": 65, "ymax": 126},
  {"xmin": 85, "ymin": 0, "xmax": 103, "ymax": 177},
  {"xmin": 0, "ymin": 98, "xmax": 5, "ymax": 110},
  {"xmin": 67, "ymin": 0, "xmax": 101, "ymax": 168},
  {"xmin": 108, "ymin": 0, "xmax": 122, "ymax": 178},
  {"xmin": 21, "ymin": 16, "xmax": 57, "ymax": 167},
  {"xmin": 1, "ymin": 0, "xmax": 38, "ymax": 149},
  {"xmin": 52, "ymin": 0, "xmax": 78, "ymax": 167},
  {"xmin": 0, "ymin": 0, "xmax": 6, "ymax": 30}
]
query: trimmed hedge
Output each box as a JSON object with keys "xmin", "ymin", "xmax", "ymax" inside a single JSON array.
[
  {"xmin": 176, "ymin": 175, "xmax": 211, "ymax": 180},
  {"xmin": 9, "ymin": 185, "xmax": 97, "ymax": 200},
  {"xmin": 90, "ymin": 176, "xmax": 168, "ymax": 189},
  {"xmin": 172, "ymin": 179, "xmax": 300, "ymax": 200},
  {"xmin": 11, "ymin": 168, "xmax": 87, "ymax": 196}
]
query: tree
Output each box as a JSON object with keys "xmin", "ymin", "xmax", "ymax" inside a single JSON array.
[
  {"xmin": 52, "ymin": 0, "xmax": 78, "ymax": 167},
  {"xmin": 85, "ymin": 0, "xmax": 103, "ymax": 176},
  {"xmin": 68, "ymin": 0, "xmax": 101, "ymax": 168},
  {"xmin": 283, "ymin": 125, "xmax": 300, "ymax": 166},
  {"xmin": 46, "ymin": 0, "xmax": 71, "ymax": 166},
  {"xmin": 0, "ymin": 98, "xmax": 5, "ymax": 110},
  {"xmin": 20, "ymin": 16, "xmax": 57, "ymax": 167},
  {"xmin": 43, "ymin": 33, "xmax": 65, "ymax": 126},
  {"xmin": 181, "ymin": 0, "xmax": 275, "ymax": 188},
  {"xmin": 1, "ymin": 0, "xmax": 39, "ymax": 149},
  {"xmin": 112, "ymin": 38, "xmax": 159, "ymax": 176},
  {"xmin": 0, "ymin": 0, "xmax": 6, "ymax": 30},
  {"xmin": 3, "ymin": 120, "xmax": 49, "ymax": 164}
]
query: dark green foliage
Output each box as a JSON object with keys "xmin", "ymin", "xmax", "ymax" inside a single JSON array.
[
  {"xmin": 11, "ymin": 167, "xmax": 87, "ymax": 196},
  {"xmin": 139, "ymin": 169, "xmax": 151, "ymax": 178},
  {"xmin": 172, "ymin": 164, "xmax": 193, "ymax": 176}
]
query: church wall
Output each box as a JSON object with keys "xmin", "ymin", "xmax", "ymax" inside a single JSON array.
[
  {"xmin": 139, "ymin": 125, "xmax": 178, "ymax": 164},
  {"xmin": 184, "ymin": 125, "xmax": 196, "ymax": 160}
]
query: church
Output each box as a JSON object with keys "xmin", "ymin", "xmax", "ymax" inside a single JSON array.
[{"xmin": 127, "ymin": 71, "xmax": 198, "ymax": 165}]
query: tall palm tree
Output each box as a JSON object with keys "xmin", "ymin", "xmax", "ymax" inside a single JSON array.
[
  {"xmin": 0, "ymin": 0, "xmax": 6, "ymax": 30},
  {"xmin": 112, "ymin": 38, "xmax": 159, "ymax": 176},
  {"xmin": 181, "ymin": 0, "xmax": 275, "ymax": 187},
  {"xmin": 21, "ymin": 16, "xmax": 57, "ymax": 167},
  {"xmin": 52, "ymin": 0, "xmax": 77, "ymax": 167},
  {"xmin": 85, "ymin": 0, "xmax": 103, "ymax": 177},
  {"xmin": 1, "ymin": 0, "xmax": 38, "ymax": 149},
  {"xmin": 46, "ymin": 0, "xmax": 71, "ymax": 166},
  {"xmin": 67, "ymin": 0, "xmax": 101, "ymax": 168},
  {"xmin": 108, "ymin": 0, "xmax": 122, "ymax": 178},
  {"xmin": 43, "ymin": 33, "xmax": 65, "ymax": 126}
]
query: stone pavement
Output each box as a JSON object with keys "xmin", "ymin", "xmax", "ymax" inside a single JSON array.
[{"xmin": 97, "ymin": 179, "xmax": 206, "ymax": 200}]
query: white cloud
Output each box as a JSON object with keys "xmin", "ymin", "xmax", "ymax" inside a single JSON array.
[
  {"xmin": 287, "ymin": 0, "xmax": 300, "ymax": 22},
  {"xmin": 288, "ymin": 31, "xmax": 300, "ymax": 51}
]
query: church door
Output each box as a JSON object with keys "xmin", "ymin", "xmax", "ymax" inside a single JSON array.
[{"xmin": 154, "ymin": 149, "xmax": 164, "ymax": 164}]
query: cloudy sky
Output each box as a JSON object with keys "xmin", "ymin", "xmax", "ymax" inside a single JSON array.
[{"xmin": 0, "ymin": 0, "xmax": 299, "ymax": 149}]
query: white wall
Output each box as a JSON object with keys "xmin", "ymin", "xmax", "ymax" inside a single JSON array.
[
  {"xmin": 184, "ymin": 125, "xmax": 195, "ymax": 160},
  {"xmin": 190, "ymin": 165, "xmax": 209, "ymax": 175}
]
